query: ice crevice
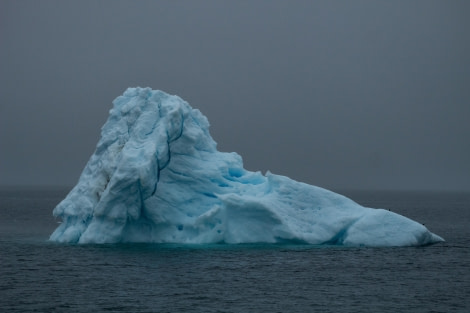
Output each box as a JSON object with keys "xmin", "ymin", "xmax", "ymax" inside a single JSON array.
[{"xmin": 50, "ymin": 87, "xmax": 444, "ymax": 247}]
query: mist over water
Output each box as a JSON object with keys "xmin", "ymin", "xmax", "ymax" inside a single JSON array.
[
  {"xmin": 1, "ymin": 187, "xmax": 469, "ymax": 312},
  {"xmin": 1, "ymin": 1, "xmax": 469, "ymax": 191}
]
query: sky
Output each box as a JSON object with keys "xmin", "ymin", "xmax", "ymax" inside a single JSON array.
[{"xmin": 0, "ymin": 1, "xmax": 469, "ymax": 191}]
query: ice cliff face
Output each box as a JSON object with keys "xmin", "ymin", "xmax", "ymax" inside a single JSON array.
[{"xmin": 50, "ymin": 87, "xmax": 444, "ymax": 246}]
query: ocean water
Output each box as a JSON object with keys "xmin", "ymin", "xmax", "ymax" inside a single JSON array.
[{"xmin": 0, "ymin": 187, "xmax": 468, "ymax": 313}]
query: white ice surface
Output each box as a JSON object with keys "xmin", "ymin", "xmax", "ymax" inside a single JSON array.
[{"xmin": 50, "ymin": 87, "xmax": 444, "ymax": 246}]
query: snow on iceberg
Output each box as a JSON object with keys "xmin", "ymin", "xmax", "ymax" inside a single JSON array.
[{"xmin": 50, "ymin": 87, "xmax": 444, "ymax": 246}]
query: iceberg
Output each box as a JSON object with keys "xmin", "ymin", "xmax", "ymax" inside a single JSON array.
[{"xmin": 50, "ymin": 87, "xmax": 444, "ymax": 246}]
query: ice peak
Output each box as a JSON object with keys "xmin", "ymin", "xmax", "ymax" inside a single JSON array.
[{"xmin": 50, "ymin": 88, "xmax": 444, "ymax": 246}]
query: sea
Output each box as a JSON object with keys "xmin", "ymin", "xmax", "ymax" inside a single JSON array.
[{"xmin": 0, "ymin": 187, "xmax": 468, "ymax": 313}]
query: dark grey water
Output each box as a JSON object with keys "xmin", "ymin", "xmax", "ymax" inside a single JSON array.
[{"xmin": 0, "ymin": 187, "xmax": 469, "ymax": 312}]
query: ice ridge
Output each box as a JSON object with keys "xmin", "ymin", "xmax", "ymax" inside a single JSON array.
[{"xmin": 49, "ymin": 87, "xmax": 444, "ymax": 246}]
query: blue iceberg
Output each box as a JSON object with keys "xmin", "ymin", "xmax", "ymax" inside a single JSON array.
[{"xmin": 50, "ymin": 87, "xmax": 444, "ymax": 246}]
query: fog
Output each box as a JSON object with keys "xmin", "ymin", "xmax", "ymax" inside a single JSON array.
[{"xmin": 1, "ymin": 1, "xmax": 469, "ymax": 191}]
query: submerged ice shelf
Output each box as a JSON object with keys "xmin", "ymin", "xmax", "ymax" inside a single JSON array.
[{"xmin": 50, "ymin": 87, "xmax": 444, "ymax": 246}]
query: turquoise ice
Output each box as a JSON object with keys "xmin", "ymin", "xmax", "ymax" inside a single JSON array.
[{"xmin": 50, "ymin": 87, "xmax": 444, "ymax": 246}]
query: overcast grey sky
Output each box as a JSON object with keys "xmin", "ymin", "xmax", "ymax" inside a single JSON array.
[{"xmin": 1, "ymin": 1, "xmax": 469, "ymax": 191}]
